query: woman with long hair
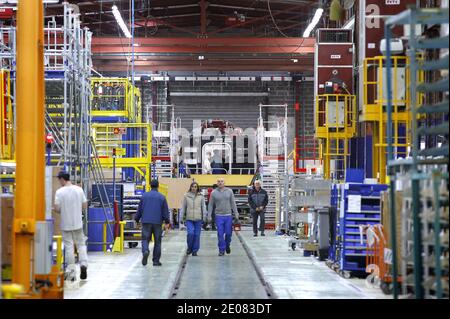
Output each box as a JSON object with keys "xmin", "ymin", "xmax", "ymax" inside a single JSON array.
[{"xmin": 179, "ymin": 182, "xmax": 207, "ymax": 256}]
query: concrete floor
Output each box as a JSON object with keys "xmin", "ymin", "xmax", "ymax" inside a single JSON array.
[{"xmin": 65, "ymin": 229, "xmax": 391, "ymax": 299}]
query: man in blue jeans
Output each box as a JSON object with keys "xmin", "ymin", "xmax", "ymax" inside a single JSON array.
[
  {"xmin": 135, "ymin": 180, "xmax": 170, "ymax": 266},
  {"xmin": 208, "ymin": 178, "xmax": 239, "ymax": 256}
]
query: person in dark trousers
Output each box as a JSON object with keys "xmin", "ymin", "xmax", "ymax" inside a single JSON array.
[
  {"xmin": 179, "ymin": 182, "xmax": 207, "ymax": 256},
  {"xmin": 248, "ymin": 180, "xmax": 269, "ymax": 237},
  {"xmin": 206, "ymin": 184, "xmax": 218, "ymax": 231},
  {"xmin": 208, "ymin": 178, "xmax": 239, "ymax": 256},
  {"xmin": 135, "ymin": 179, "xmax": 170, "ymax": 266},
  {"xmin": 211, "ymin": 149, "xmax": 224, "ymax": 174}
]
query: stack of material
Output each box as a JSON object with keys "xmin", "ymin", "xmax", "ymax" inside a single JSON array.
[
  {"xmin": 158, "ymin": 178, "xmax": 193, "ymax": 210},
  {"xmin": 1, "ymin": 194, "xmax": 14, "ymax": 270},
  {"xmin": 49, "ymin": 166, "xmax": 63, "ymax": 236},
  {"xmin": 381, "ymin": 190, "xmax": 403, "ymax": 271}
]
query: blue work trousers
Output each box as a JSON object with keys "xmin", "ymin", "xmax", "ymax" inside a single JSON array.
[
  {"xmin": 186, "ymin": 220, "xmax": 203, "ymax": 253},
  {"xmin": 216, "ymin": 215, "xmax": 233, "ymax": 253}
]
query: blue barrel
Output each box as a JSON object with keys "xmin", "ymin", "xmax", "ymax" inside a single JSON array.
[{"xmin": 87, "ymin": 207, "xmax": 114, "ymax": 252}]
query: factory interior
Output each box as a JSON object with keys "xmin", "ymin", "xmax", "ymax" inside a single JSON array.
[{"xmin": 0, "ymin": 0, "xmax": 449, "ymax": 303}]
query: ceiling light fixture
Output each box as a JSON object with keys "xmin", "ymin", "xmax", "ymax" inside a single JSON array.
[
  {"xmin": 302, "ymin": 8, "xmax": 323, "ymax": 38},
  {"xmin": 112, "ymin": 5, "xmax": 132, "ymax": 38}
]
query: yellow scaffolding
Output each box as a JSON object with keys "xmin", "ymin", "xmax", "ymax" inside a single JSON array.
[
  {"xmin": 315, "ymin": 94, "xmax": 356, "ymax": 180},
  {"xmin": 91, "ymin": 122, "xmax": 152, "ymax": 190},
  {"xmin": 91, "ymin": 77, "xmax": 141, "ymax": 122},
  {"xmin": 1, "ymin": 69, "xmax": 13, "ymax": 160},
  {"xmin": 362, "ymin": 56, "xmax": 423, "ymax": 183}
]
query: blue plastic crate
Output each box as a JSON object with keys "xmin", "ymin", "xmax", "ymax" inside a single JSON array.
[
  {"xmin": 345, "ymin": 234, "xmax": 362, "ymax": 240},
  {"xmin": 361, "ymin": 204, "xmax": 381, "ymax": 211}
]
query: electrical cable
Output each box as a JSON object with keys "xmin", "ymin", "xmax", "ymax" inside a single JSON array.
[{"xmin": 267, "ymin": 0, "xmax": 290, "ymax": 38}]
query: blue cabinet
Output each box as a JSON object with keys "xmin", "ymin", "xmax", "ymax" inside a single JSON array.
[{"xmin": 339, "ymin": 183, "xmax": 388, "ymax": 274}]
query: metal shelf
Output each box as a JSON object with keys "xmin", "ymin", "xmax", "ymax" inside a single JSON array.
[{"xmin": 386, "ymin": 6, "xmax": 449, "ymax": 299}]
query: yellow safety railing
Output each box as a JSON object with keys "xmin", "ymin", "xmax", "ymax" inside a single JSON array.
[
  {"xmin": 1, "ymin": 284, "xmax": 24, "ymax": 299},
  {"xmin": 1, "ymin": 69, "xmax": 14, "ymax": 160},
  {"xmin": 91, "ymin": 122, "xmax": 152, "ymax": 190},
  {"xmin": 362, "ymin": 55, "xmax": 424, "ymax": 183},
  {"xmin": 102, "ymin": 220, "xmax": 126, "ymax": 253},
  {"xmin": 315, "ymin": 94, "xmax": 356, "ymax": 180},
  {"xmin": 91, "ymin": 77, "xmax": 141, "ymax": 122},
  {"xmin": 53, "ymin": 235, "xmax": 63, "ymax": 271},
  {"xmin": 91, "ymin": 122, "xmax": 152, "ymax": 165}
]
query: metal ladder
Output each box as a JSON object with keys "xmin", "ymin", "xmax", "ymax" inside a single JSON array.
[
  {"xmin": 262, "ymin": 159, "xmax": 285, "ymax": 225},
  {"xmin": 44, "ymin": 111, "xmax": 65, "ymax": 165},
  {"xmin": 88, "ymin": 136, "xmax": 115, "ymax": 240}
]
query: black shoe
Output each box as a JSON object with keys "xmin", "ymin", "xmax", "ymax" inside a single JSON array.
[
  {"xmin": 218, "ymin": 252, "xmax": 225, "ymax": 256},
  {"xmin": 80, "ymin": 266, "xmax": 87, "ymax": 280},
  {"xmin": 226, "ymin": 246, "xmax": 231, "ymax": 254},
  {"xmin": 192, "ymin": 252, "xmax": 198, "ymax": 256},
  {"xmin": 153, "ymin": 261, "xmax": 162, "ymax": 266},
  {"xmin": 212, "ymin": 226, "xmax": 217, "ymax": 231},
  {"xmin": 254, "ymin": 233, "xmax": 258, "ymax": 237},
  {"xmin": 261, "ymin": 232, "xmax": 265, "ymax": 236},
  {"xmin": 186, "ymin": 249, "xmax": 192, "ymax": 255},
  {"xmin": 142, "ymin": 252, "xmax": 149, "ymax": 266}
]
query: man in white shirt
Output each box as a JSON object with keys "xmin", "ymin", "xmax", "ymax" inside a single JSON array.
[
  {"xmin": 203, "ymin": 151, "xmax": 212, "ymax": 174},
  {"xmin": 54, "ymin": 171, "xmax": 88, "ymax": 281}
]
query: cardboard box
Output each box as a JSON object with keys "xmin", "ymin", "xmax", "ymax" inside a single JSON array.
[
  {"xmin": 1, "ymin": 195, "xmax": 14, "ymax": 266},
  {"xmin": 50, "ymin": 166, "xmax": 63, "ymax": 235},
  {"xmin": 303, "ymin": 242, "xmax": 319, "ymax": 251},
  {"xmin": 158, "ymin": 178, "xmax": 194, "ymax": 209},
  {"xmin": 381, "ymin": 190, "xmax": 403, "ymax": 270}
]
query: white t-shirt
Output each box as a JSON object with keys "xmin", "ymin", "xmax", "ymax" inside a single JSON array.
[
  {"xmin": 203, "ymin": 157, "xmax": 212, "ymax": 174},
  {"xmin": 54, "ymin": 185, "xmax": 87, "ymax": 231}
]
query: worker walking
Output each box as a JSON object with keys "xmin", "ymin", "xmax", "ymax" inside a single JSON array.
[
  {"xmin": 135, "ymin": 179, "xmax": 170, "ymax": 266},
  {"xmin": 248, "ymin": 180, "xmax": 269, "ymax": 237},
  {"xmin": 208, "ymin": 178, "xmax": 239, "ymax": 256},
  {"xmin": 53, "ymin": 171, "xmax": 88, "ymax": 281},
  {"xmin": 206, "ymin": 184, "xmax": 218, "ymax": 231},
  {"xmin": 179, "ymin": 182, "xmax": 207, "ymax": 256}
]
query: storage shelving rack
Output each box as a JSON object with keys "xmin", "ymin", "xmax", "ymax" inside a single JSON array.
[
  {"xmin": 0, "ymin": 3, "xmax": 93, "ymax": 193},
  {"xmin": 122, "ymin": 191, "xmax": 142, "ymax": 247},
  {"xmin": 327, "ymin": 183, "xmax": 342, "ymax": 272},
  {"xmin": 385, "ymin": 7, "xmax": 449, "ymax": 299},
  {"xmin": 339, "ymin": 180, "xmax": 387, "ymax": 278}
]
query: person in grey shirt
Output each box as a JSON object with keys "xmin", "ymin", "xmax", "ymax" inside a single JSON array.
[{"xmin": 208, "ymin": 178, "xmax": 239, "ymax": 256}]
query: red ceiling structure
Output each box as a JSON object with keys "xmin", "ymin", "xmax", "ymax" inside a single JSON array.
[
  {"xmin": 41, "ymin": 0, "xmax": 322, "ymax": 72},
  {"xmin": 91, "ymin": 37, "xmax": 315, "ymax": 72}
]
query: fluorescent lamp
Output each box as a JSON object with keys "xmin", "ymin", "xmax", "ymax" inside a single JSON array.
[
  {"xmin": 302, "ymin": 8, "xmax": 323, "ymax": 38},
  {"xmin": 112, "ymin": 5, "xmax": 132, "ymax": 38}
]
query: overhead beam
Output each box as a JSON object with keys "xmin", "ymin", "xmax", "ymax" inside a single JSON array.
[
  {"xmin": 94, "ymin": 62, "xmax": 313, "ymax": 72},
  {"xmin": 200, "ymin": 0, "xmax": 208, "ymax": 36},
  {"xmin": 92, "ymin": 36, "xmax": 315, "ymax": 46},
  {"xmin": 208, "ymin": 3, "xmax": 307, "ymax": 35}
]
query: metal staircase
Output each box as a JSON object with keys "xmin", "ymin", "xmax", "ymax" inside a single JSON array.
[
  {"xmin": 152, "ymin": 106, "xmax": 180, "ymax": 178},
  {"xmin": 257, "ymin": 104, "xmax": 288, "ymax": 230},
  {"xmin": 88, "ymin": 136, "xmax": 115, "ymax": 240},
  {"xmin": 261, "ymin": 159, "xmax": 285, "ymax": 226}
]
